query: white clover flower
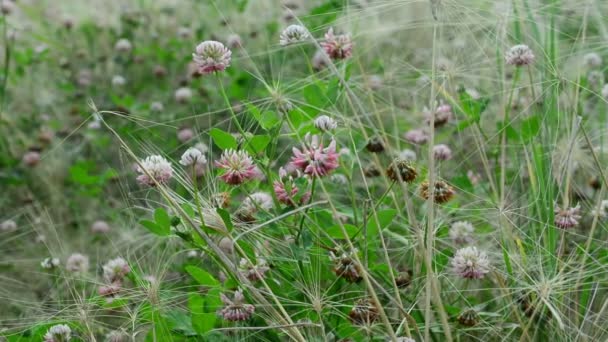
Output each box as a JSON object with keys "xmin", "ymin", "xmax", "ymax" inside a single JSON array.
[
  {"xmin": 66, "ymin": 253, "xmax": 89, "ymax": 273},
  {"xmin": 192, "ymin": 40, "xmax": 231, "ymax": 74},
  {"xmin": 584, "ymin": 52, "xmax": 602, "ymax": 68},
  {"xmin": 241, "ymin": 192, "xmax": 274, "ymax": 213},
  {"xmin": 44, "ymin": 324, "xmax": 71, "ymax": 342},
  {"xmin": 1, "ymin": 0, "xmax": 15, "ymax": 15},
  {"xmin": 451, "ymin": 247, "xmax": 490, "ymax": 279},
  {"xmin": 0, "ymin": 219, "xmax": 17, "ymax": 232},
  {"xmin": 41, "ymin": 257, "xmax": 60, "ymax": 269},
  {"xmin": 449, "ymin": 221, "xmax": 474, "ymax": 244},
  {"xmin": 398, "ymin": 149, "xmax": 417, "ymax": 161},
  {"xmin": 314, "ymin": 115, "xmax": 338, "ymax": 132},
  {"xmin": 111, "ymin": 75, "xmax": 126, "ymax": 87},
  {"xmin": 227, "ymin": 34, "xmax": 242, "ymax": 49},
  {"xmin": 279, "ymin": 25, "xmax": 310, "ymax": 46},
  {"xmin": 91, "ymin": 220, "xmax": 111, "ymax": 234},
  {"xmin": 591, "ymin": 200, "xmax": 608, "ymax": 219},
  {"xmin": 194, "ymin": 142, "xmax": 209, "ymax": 154},
  {"xmin": 136, "ymin": 155, "xmax": 173, "ymax": 186},
  {"xmin": 174, "ymin": 87, "xmax": 193, "ymax": 103},
  {"xmin": 114, "ymin": 38, "xmax": 132, "ymax": 53},
  {"xmin": 150, "ymin": 101, "xmax": 164, "ymax": 112},
  {"xmin": 180, "ymin": 147, "xmax": 207, "ymax": 167},
  {"xmin": 103, "ymin": 257, "xmax": 130, "ymax": 283},
  {"xmin": 505, "ymin": 44, "xmax": 535, "ymax": 66}
]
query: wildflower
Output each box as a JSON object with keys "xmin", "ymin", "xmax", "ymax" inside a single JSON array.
[
  {"xmin": 386, "ymin": 158, "xmax": 417, "ymax": 183},
  {"xmin": 330, "ymin": 248, "xmax": 362, "ymax": 283},
  {"xmin": 420, "ymin": 180, "xmax": 455, "ymax": 204},
  {"xmin": 398, "ymin": 149, "xmax": 416, "ymax": 161},
  {"xmin": 321, "ymin": 28, "xmax": 353, "ymax": 60},
  {"xmin": 584, "ymin": 52, "xmax": 602, "ymax": 68},
  {"xmin": 218, "ymin": 289, "xmax": 255, "ymax": 321},
  {"xmin": 41, "ymin": 257, "xmax": 60, "ymax": 269},
  {"xmin": 366, "ymin": 136, "xmax": 386, "ymax": 153},
  {"xmin": 150, "ymin": 101, "xmax": 164, "ymax": 112},
  {"xmin": 66, "ymin": 253, "xmax": 89, "ymax": 273},
  {"xmin": 218, "ymin": 237, "xmax": 234, "ymax": 254},
  {"xmin": 215, "ymin": 149, "xmax": 260, "ymax": 185},
  {"xmin": 554, "ymin": 204, "xmax": 581, "ymax": 229},
  {"xmin": 194, "ymin": 142, "xmax": 209, "ymax": 154},
  {"xmin": 312, "ymin": 50, "xmax": 330, "ymax": 70},
  {"xmin": 433, "ymin": 144, "xmax": 453, "ymax": 160},
  {"xmin": 174, "ymin": 87, "xmax": 193, "ymax": 103},
  {"xmin": 404, "ymin": 129, "xmax": 429, "ymax": 145},
  {"xmin": 240, "ymin": 192, "xmax": 274, "ymax": 216},
  {"xmin": 239, "ymin": 258, "xmax": 270, "ymax": 281},
  {"xmin": 213, "ymin": 192, "xmax": 231, "ymax": 208},
  {"xmin": 591, "ymin": 200, "xmax": 608, "ymax": 219},
  {"xmin": 602, "ymin": 84, "xmax": 608, "ymax": 99},
  {"xmin": 458, "ymin": 309, "xmax": 480, "ymax": 327},
  {"xmin": 314, "ymin": 115, "xmax": 338, "ymax": 132},
  {"xmin": 44, "ymin": 324, "xmax": 71, "ymax": 342},
  {"xmin": 192, "ymin": 40, "xmax": 231, "ymax": 74},
  {"xmin": 180, "ymin": 147, "xmax": 207, "ymax": 167},
  {"xmin": 22, "ymin": 150, "xmax": 41, "ymax": 167},
  {"xmin": 395, "ymin": 270, "xmax": 413, "ymax": 288},
  {"xmin": 274, "ymin": 167, "xmax": 307, "ymax": 205},
  {"xmin": 1, "ymin": 0, "xmax": 15, "ymax": 15},
  {"xmin": 291, "ymin": 134, "xmax": 339, "ymax": 177},
  {"xmin": 588, "ymin": 70, "xmax": 604, "ymax": 90},
  {"xmin": 114, "ymin": 38, "xmax": 132, "ymax": 53},
  {"xmin": 77, "ymin": 69, "xmax": 92, "ymax": 87},
  {"xmin": 153, "ymin": 65, "xmax": 167, "ymax": 78},
  {"xmin": 227, "ymin": 34, "xmax": 242, "ymax": 49},
  {"xmin": 451, "ymin": 246, "xmax": 490, "ymax": 279},
  {"xmin": 449, "ymin": 221, "xmax": 474, "ymax": 244},
  {"xmin": 0, "ymin": 219, "xmax": 17, "ymax": 232},
  {"xmin": 106, "ymin": 330, "xmax": 129, "ymax": 342},
  {"xmin": 505, "ymin": 44, "xmax": 535, "ymax": 66},
  {"xmin": 279, "ymin": 24, "xmax": 309, "ymax": 45},
  {"xmin": 364, "ymin": 164, "xmax": 381, "ymax": 178},
  {"xmin": 91, "ymin": 220, "xmax": 111, "ymax": 234},
  {"xmin": 136, "ymin": 155, "xmax": 173, "ymax": 186},
  {"xmin": 177, "ymin": 127, "xmax": 195, "ymax": 143},
  {"xmin": 103, "ymin": 257, "xmax": 130, "ymax": 283},
  {"xmin": 111, "ymin": 75, "xmax": 126, "ymax": 87},
  {"xmin": 425, "ymin": 103, "xmax": 452, "ymax": 127},
  {"xmin": 467, "ymin": 170, "xmax": 481, "ymax": 185},
  {"xmin": 98, "ymin": 282, "xmax": 122, "ymax": 297},
  {"xmin": 349, "ymin": 298, "xmax": 379, "ymax": 325}
]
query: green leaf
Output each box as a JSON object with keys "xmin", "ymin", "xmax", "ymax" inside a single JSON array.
[
  {"xmin": 216, "ymin": 208, "xmax": 233, "ymax": 232},
  {"xmin": 154, "ymin": 208, "xmax": 171, "ymax": 229},
  {"xmin": 368, "ymin": 209, "xmax": 397, "ymax": 236},
  {"xmin": 191, "ymin": 312, "xmax": 216, "ymax": 335},
  {"xmin": 185, "ymin": 266, "xmax": 219, "ymax": 287},
  {"xmin": 245, "ymin": 135, "xmax": 271, "ymax": 155},
  {"xmin": 210, "ymin": 128, "xmax": 237, "ymax": 150},
  {"xmin": 520, "ymin": 114, "xmax": 540, "ymax": 143},
  {"xmin": 326, "ymin": 224, "xmax": 358, "ymax": 239},
  {"xmin": 140, "ymin": 219, "xmax": 170, "ymax": 236},
  {"xmin": 260, "ymin": 111, "xmax": 280, "ymax": 130}
]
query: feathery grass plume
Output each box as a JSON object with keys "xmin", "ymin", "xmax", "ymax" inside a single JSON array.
[
  {"xmin": 136, "ymin": 155, "xmax": 173, "ymax": 186},
  {"xmin": 215, "ymin": 149, "xmax": 260, "ymax": 185},
  {"xmin": 451, "ymin": 246, "xmax": 490, "ymax": 279},
  {"xmin": 192, "ymin": 40, "xmax": 232, "ymax": 74},
  {"xmin": 279, "ymin": 24, "xmax": 310, "ymax": 46},
  {"xmin": 386, "ymin": 158, "xmax": 417, "ymax": 183}
]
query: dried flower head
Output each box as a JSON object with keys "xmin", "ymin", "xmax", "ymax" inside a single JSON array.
[
  {"xmin": 103, "ymin": 257, "xmax": 130, "ymax": 283},
  {"xmin": 66, "ymin": 253, "xmax": 89, "ymax": 273},
  {"xmin": 364, "ymin": 164, "xmax": 381, "ymax": 178},
  {"xmin": 505, "ymin": 44, "xmax": 535, "ymax": 66},
  {"xmin": 192, "ymin": 40, "xmax": 232, "ymax": 74},
  {"xmin": 215, "ymin": 149, "xmax": 260, "ymax": 185},
  {"xmin": 22, "ymin": 150, "xmax": 41, "ymax": 167},
  {"xmin": 180, "ymin": 147, "xmax": 207, "ymax": 167},
  {"xmin": 591, "ymin": 200, "xmax": 608, "ymax": 219},
  {"xmin": 554, "ymin": 204, "xmax": 581, "ymax": 229},
  {"xmin": 321, "ymin": 28, "xmax": 353, "ymax": 60},
  {"xmin": 395, "ymin": 270, "xmax": 413, "ymax": 288},
  {"xmin": 218, "ymin": 289, "xmax": 255, "ymax": 321},
  {"xmin": 398, "ymin": 149, "xmax": 417, "ymax": 161},
  {"xmin": 451, "ymin": 246, "xmax": 490, "ymax": 279},
  {"xmin": 433, "ymin": 144, "xmax": 453, "ymax": 161},
  {"xmin": 425, "ymin": 103, "xmax": 453, "ymax": 127},
  {"xmin": 114, "ymin": 38, "xmax": 132, "ymax": 53},
  {"xmin": 279, "ymin": 25, "xmax": 310, "ymax": 46},
  {"xmin": 329, "ymin": 248, "xmax": 362, "ymax": 283},
  {"xmin": 314, "ymin": 115, "xmax": 338, "ymax": 132},
  {"xmin": 239, "ymin": 258, "xmax": 270, "ymax": 281},
  {"xmin": 404, "ymin": 129, "xmax": 429, "ymax": 145},
  {"xmin": 312, "ymin": 50, "xmax": 330, "ymax": 70},
  {"xmin": 349, "ymin": 298, "xmax": 379, "ymax": 325},
  {"xmin": 91, "ymin": 220, "xmax": 111, "ymax": 234},
  {"xmin": 584, "ymin": 52, "xmax": 602, "ymax": 68},
  {"xmin": 1, "ymin": 0, "xmax": 15, "ymax": 15},
  {"xmin": 458, "ymin": 309, "xmax": 480, "ymax": 326},
  {"xmin": 386, "ymin": 158, "xmax": 417, "ymax": 183},
  {"xmin": 177, "ymin": 127, "xmax": 195, "ymax": 143},
  {"xmin": 44, "ymin": 324, "xmax": 71, "ymax": 342},
  {"xmin": 449, "ymin": 221, "xmax": 474, "ymax": 244},
  {"xmin": 291, "ymin": 134, "xmax": 339, "ymax": 177},
  {"xmin": 366, "ymin": 136, "xmax": 386, "ymax": 153},
  {"xmin": 136, "ymin": 155, "xmax": 173, "ymax": 186},
  {"xmin": 420, "ymin": 180, "xmax": 455, "ymax": 204},
  {"xmin": 227, "ymin": 34, "xmax": 242, "ymax": 49}
]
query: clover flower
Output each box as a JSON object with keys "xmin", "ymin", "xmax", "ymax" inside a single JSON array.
[
  {"xmin": 174, "ymin": 87, "xmax": 193, "ymax": 103},
  {"xmin": 314, "ymin": 115, "xmax": 338, "ymax": 132},
  {"xmin": 425, "ymin": 103, "xmax": 453, "ymax": 127},
  {"xmin": 66, "ymin": 253, "xmax": 89, "ymax": 273},
  {"xmin": 91, "ymin": 220, "xmax": 111, "ymax": 234},
  {"xmin": 215, "ymin": 149, "xmax": 260, "ymax": 185},
  {"xmin": 180, "ymin": 147, "xmax": 207, "ymax": 167},
  {"xmin": 279, "ymin": 24, "xmax": 310, "ymax": 46},
  {"xmin": 554, "ymin": 204, "xmax": 581, "ymax": 229},
  {"xmin": 0, "ymin": 219, "xmax": 17, "ymax": 232},
  {"xmin": 218, "ymin": 289, "xmax": 255, "ymax": 321},
  {"xmin": 404, "ymin": 129, "xmax": 429, "ymax": 145},
  {"xmin": 273, "ymin": 167, "xmax": 309, "ymax": 205},
  {"xmin": 330, "ymin": 247, "xmax": 362, "ymax": 283},
  {"xmin": 239, "ymin": 258, "xmax": 270, "ymax": 281},
  {"xmin": 192, "ymin": 40, "xmax": 231, "ymax": 74},
  {"xmin": 177, "ymin": 127, "xmax": 194, "ymax": 143},
  {"xmin": 584, "ymin": 52, "xmax": 602, "ymax": 68},
  {"xmin": 22, "ymin": 150, "xmax": 41, "ymax": 167},
  {"xmin": 349, "ymin": 298, "xmax": 379, "ymax": 325},
  {"xmin": 386, "ymin": 158, "xmax": 417, "ymax": 183},
  {"xmin": 451, "ymin": 246, "xmax": 490, "ymax": 279},
  {"xmin": 114, "ymin": 38, "xmax": 132, "ymax": 53},
  {"xmin": 44, "ymin": 324, "xmax": 71, "ymax": 342},
  {"xmin": 291, "ymin": 134, "xmax": 339, "ymax": 177},
  {"xmin": 449, "ymin": 221, "xmax": 474, "ymax": 244},
  {"xmin": 505, "ymin": 44, "xmax": 535, "ymax": 66},
  {"xmin": 321, "ymin": 28, "xmax": 353, "ymax": 60},
  {"xmin": 102, "ymin": 257, "xmax": 130, "ymax": 283},
  {"xmin": 41, "ymin": 257, "xmax": 60, "ymax": 269},
  {"xmin": 136, "ymin": 155, "xmax": 173, "ymax": 186},
  {"xmin": 420, "ymin": 180, "xmax": 455, "ymax": 203},
  {"xmin": 433, "ymin": 144, "xmax": 453, "ymax": 161},
  {"xmin": 238, "ymin": 192, "xmax": 273, "ymax": 220}
]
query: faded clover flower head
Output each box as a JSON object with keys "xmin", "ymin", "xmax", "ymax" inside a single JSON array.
[
  {"xmin": 215, "ymin": 149, "xmax": 260, "ymax": 185},
  {"xmin": 180, "ymin": 147, "xmax": 207, "ymax": 167},
  {"xmin": 239, "ymin": 192, "xmax": 274, "ymax": 220},
  {"xmin": 150, "ymin": 101, "xmax": 164, "ymax": 112},
  {"xmin": 177, "ymin": 127, "xmax": 194, "ymax": 143},
  {"xmin": 404, "ymin": 129, "xmax": 429, "ymax": 145},
  {"xmin": 218, "ymin": 289, "xmax": 255, "ymax": 321},
  {"xmin": 91, "ymin": 220, "xmax": 111, "ymax": 234},
  {"xmin": 44, "ymin": 324, "xmax": 72, "ymax": 342},
  {"xmin": 114, "ymin": 38, "xmax": 132, "ymax": 53},
  {"xmin": 591, "ymin": 200, "xmax": 608, "ymax": 219},
  {"xmin": 111, "ymin": 75, "xmax": 126, "ymax": 87},
  {"xmin": 420, "ymin": 180, "xmax": 455, "ymax": 204},
  {"xmin": 449, "ymin": 221, "xmax": 475, "ymax": 244},
  {"xmin": 505, "ymin": 44, "xmax": 535, "ymax": 66},
  {"xmin": 314, "ymin": 115, "xmax": 338, "ymax": 132},
  {"xmin": 425, "ymin": 103, "xmax": 453, "ymax": 127},
  {"xmin": 386, "ymin": 158, "xmax": 417, "ymax": 183},
  {"xmin": 279, "ymin": 24, "xmax": 310, "ymax": 46},
  {"xmin": 451, "ymin": 246, "xmax": 490, "ymax": 279},
  {"xmin": 239, "ymin": 258, "xmax": 270, "ymax": 281},
  {"xmin": 291, "ymin": 133, "xmax": 339, "ymax": 177},
  {"xmin": 312, "ymin": 50, "xmax": 330, "ymax": 70},
  {"xmin": 103, "ymin": 257, "xmax": 131, "ymax": 283},
  {"xmin": 41, "ymin": 257, "xmax": 60, "ymax": 269},
  {"xmin": 1, "ymin": 0, "xmax": 15, "ymax": 15},
  {"xmin": 398, "ymin": 149, "xmax": 417, "ymax": 161},
  {"xmin": 136, "ymin": 155, "xmax": 173, "ymax": 186},
  {"xmin": 330, "ymin": 247, "xmax": 362, "ymax": 283},
  {"xmin": 227, "ymin": 34, "xmax": 242, "ymax": 49},
  {"xmin": 321, "ymin": 27, "xmax": 353, "ymax": 60},
  {"xmin": 192, "ymin": 40, "xmax": 232, "ymax": 74},
  {"xmin": 433, "ymin": 144, "xmax": 453, "ymax": 161},
  {"xmin": 174, "ymin": 87, "xmax": 193, "ymax": 103},
  {"xmin": 66, "ymin": 253, "xmax": 89, "ymax": 273},
  {"xmin": 22, "ymin": 150, "xmax": 41, "ymax": 167},
  {"xmin": 584, "ymin": 52, "xmax": 602, "ymax": 68},
  {"xmin": 0, "ymin": 219, "xmax": 17, "ymax": 232},
  {"xmin": 349, "ymin": 298, "xmax": 379, "ymax": 325},
  {"xmin": 554, "ymin": 204, "xmax": 582, "ymax": 229}
]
